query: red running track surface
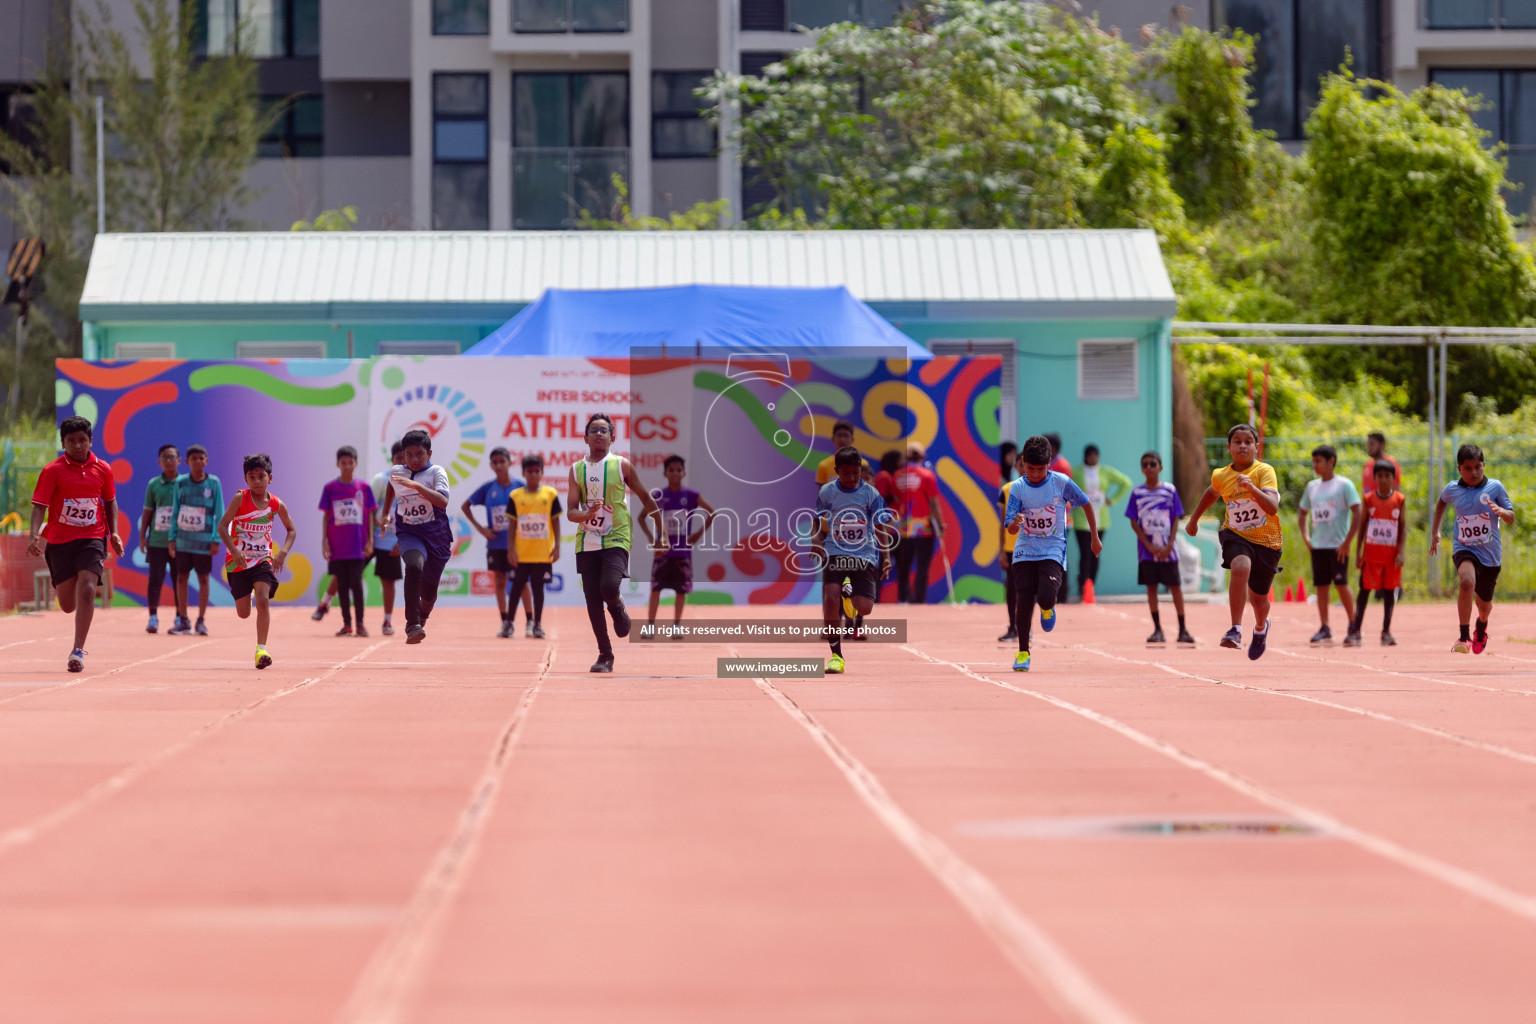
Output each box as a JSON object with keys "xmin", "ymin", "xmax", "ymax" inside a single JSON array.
[{"xmin": 3, "ymin": 598, "xmax": 1536, "ymax": 1023}]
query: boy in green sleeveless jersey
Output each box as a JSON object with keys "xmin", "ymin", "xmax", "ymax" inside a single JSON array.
[{"xmin": 566, "ymin": 412, "xmax": 668, "ymax": 674}]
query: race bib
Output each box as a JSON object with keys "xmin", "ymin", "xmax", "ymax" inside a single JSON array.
[
  {"xmin": 1139, "ymin": 508, "xmax": 1171, "ymax": 543},
  {"xmin": 237, "ymin": 525, "xmax": 272, "ymax": 560},
  {"xmin": 490, "ymin": 506, "xmax": 510, "ymax": 533},
  {"xmin": 177, "ymin": 505, "xmax": 207, "ymax": 532},
  {"xmin": 664, "ymin": 508, "xmax": 690, "ymax": 542},
  {"xmin": 518, "ymin": 512, "xmax": 550, "ymax": 540},
  {"xmin": 332, "ymin": 498, "xmax": 364, "ymax": 526},
  {"xmin": 1088, "ymin": 490, "xmax": 1106, "ymax": 511},
  {"xmin": 398, "ymin": 494, "xmax": 433, "ymax": 526},
  {"xmin": 1456, "ymin": 513, "xmax": 1493, "ymax": 545},
  {"xmin": 1366, "ymin": 518, "xmax": 1398, "ymax": 546},
  {"xmin": 1310, "ymin": 500, "xmax": 1336, "ymax": 525},
  {"xmin": 154, "ymin": 505, "xmax": 174, "ymax": 532},
  {"xmin": 582, "ymin": 503, "xmax": 615, "ymax": 536},
  {"xmin": 1017, "ymin": 505, "xmax": 1059, "ymax": 538},
  {"xmin": 830, "ymin": 512, "xmax": 870, "ymax": 548},
  {"xmin": 1226, "ymin": 497, "xmax": 1267, "ymax": 531},
  {"xmin": 61, "ymin": 497, "xmax": 99, "ymax": 527}
]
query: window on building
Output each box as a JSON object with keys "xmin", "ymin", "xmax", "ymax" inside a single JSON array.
[
  {"xmin": 0, "ymin": 89, "xmax": 44, "ymax": 175},
  {"xmin": 1425, "ymin": 0, "xmax": 1536, "ymax": 28},
  {"xmin": 513, "ymin": 0, "xmax": 628, "ymax": 32},
  {"xmin": 259, "ymin": 94, "xmax": 324, "ymax": 158},
  {"xmin": 434, "ymin": 72, "xmax": 491, "ymax": 230},
  {"xmin": 652, "ymin": 72, "xmax": 715, "ymax": 159},
  {"xmin": 113, "ymin": 342, "xmax": 177, "ymax": 359},
  {"xmin": 196, "ymin": 0, "xmax": 319, "ymax": 58},
  {"xmin": 512, "ymin": 72, "xmax": 629, "ymax": 228},
  {"xmin": 1429, "ymin": 69, "xmax": 1536, "ymax": 206},
  {"xmin": 434, "ymin": 0, "xmax": 490, "ymax": 34},
  {"xmin": 1216, "ymin": 0, "xmax": 1377, "ymax": 139},
  {"xmin": 738, "ymin": 0, "xmax": 904, "ymax": 29},
  {"xmin": 1078, "ymin": 340, "xmax": 1139, "ymax": 400}
]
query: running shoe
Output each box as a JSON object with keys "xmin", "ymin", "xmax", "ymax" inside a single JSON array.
[
  {"xmin": 826, "ymin": 653, "xmax": 846, "ymax": 674},
  {"xmin": 1177, "ymin": 631, "xmax": 1196, "ymax": 645},
  {"xmin": 1472, "ymin": 631, "xmax": 1489, "ymax": 655},
  {"xmin": 195, "ymin": 618, "xmax": 209, "ymax": 636},
  {"xmin": 146, "ymin": 614, "xmax": 159, "ymax": 634},
  {"xmin": 497, "ymin": 621, "xmax": 513, "ymax": 639},
  {"xmin": 531, "ymin": 623, "xmax": 546, "ymax": 640},
  {"xmin": 381, "ymin": 621, "xmax": 394, "ymax": 636},
  {"xmin": 1380, "ymin": 632, "xmax": 1397, "ymax": 646},
  {"xmin": 355, "ymin": 624, "xmax": 369, "ymax": 638},
  {"xmin": 590, "ymin": 653, "xmax": 614, "ymax": 673},
  {"xmin": 613, "ymin": 602, "xmax": 631, "ymax": 639},
  {"xmin": 311, "ymin": 603, "xmax": 329, "ymax": 621},
  {"xmin": 335, "ymin": 625, "xmax": 354, "ymax": 637},
  {"xmin": 997, "ymin": 626, "xmax": 1017, "ymax": 642},
  {"xmin": 1220, "ymin": 626, "xmax": 1242, "ymax": 649},
  {"xmin": 1147, "ymin": 628, "xmax": 1166, "ymax": 644},
  {"xmin": 406, "ymin": 624, "xmax": 426, "ymax": 645},
  {"xmin": 1341, "ymin": 630, "xmax": 1362, "ymax": 648},
  {"xmin": 840, "ymin": 577, "xmax": 856, "ymax": 620},
  {"xmin": 255, "ymin": 646, "xmax": 272, "ymax": 670},
  {"xmin": 1451, "ymin": 638, "xmax": 1470, "ymax": 654},
  {"xmin": 1013, "ymin": 651, "xmax": 1031, "ymax": 672},
  {"xmin": 67, "ymin": 648, "xmax": 86, "ymax": 673},
  {"xmin": 525, "ymin": 622, "xmax": 535, "ymax": 639},
  {"xmin": 1040, "ymin": 607, "xmax": 1056, "ymax": 633},
  {"xmin": 1309, "ymin": 625, "xmax": 1333, "ymax": 646},
  {"xmin": 168, "ymin": 617, "xmax": 193, "ymax": 636},
  {"xmin": 1247, "ymin": 626, "xmax": 1269, "ymax": 661}
]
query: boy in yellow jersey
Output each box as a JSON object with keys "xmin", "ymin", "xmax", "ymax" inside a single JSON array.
[
  {"xmin": 1185, "ymin": 423, "xmax": 1283, "ymax": 660},
  {"xmin": 217, "ymin": 453, "xmax": 297, "ymax": 669},
  {"xmin": 507, "ymin": 453, "xmax": 563, "ymax": 640},
  {"xmin": 567, "ymin": 412, "xmax": 668, "ymax": 674}
]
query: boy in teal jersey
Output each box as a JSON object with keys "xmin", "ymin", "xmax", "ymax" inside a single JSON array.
[
  {"xmin": 1298, "ymin": 444, "xmax": 1362, "ymax": 645},
  {"xmin": 139, "ymin": 444, "xmax": 181, "ymax": 633},
  {"xmin": 168, "ymin": 444, "xmax": 225, "ymax": 635},
  {"xmin": 566, "ymin": 412, "xmax": 668, "ymax": 674},
  {"xmin": 1430, "ymin": 443, "xmax": 1516, "ymax": 654},
  {"xmin": 812, "ymin": 446, "xmax": 897, "ymax": 674}
]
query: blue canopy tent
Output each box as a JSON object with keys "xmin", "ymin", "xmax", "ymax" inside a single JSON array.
[{"xmin": 464, "ymin": 284, "xmax": 931, "ymax": 360}]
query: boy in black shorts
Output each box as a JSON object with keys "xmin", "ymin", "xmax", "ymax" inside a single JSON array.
[{"xmin": 812, "ymin": 447, "xmax": 896, "ymax": 674}]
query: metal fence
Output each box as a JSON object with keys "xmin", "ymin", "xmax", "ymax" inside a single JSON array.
[
  {"xmin": 1204, "ymin": 435, "xmax": 1536, "ymax": 599},
  {"xmin": 0, "ymin": 440, "xmax": 54, "ymax": 528}
]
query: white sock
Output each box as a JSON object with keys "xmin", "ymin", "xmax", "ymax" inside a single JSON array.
[{"xmin": 1254, "ymin": 622, "xmax": 1268, "ymax": 634}]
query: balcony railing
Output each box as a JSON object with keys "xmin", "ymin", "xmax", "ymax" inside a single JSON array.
[
  {"xmin": 1424, "ymin": 0, "xmax": 1536, "ymax": 28},
  {"xmin": 512, "ymin": 148, "xmax": 630, "ymax": 228},
  {"xmin": 513, "ymin": 0, "xmax": 628, "ymax": 32}
]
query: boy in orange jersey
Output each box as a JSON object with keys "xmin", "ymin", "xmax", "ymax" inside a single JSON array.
[
  {"xmin": 1345, "ymin": 459, "xmax": 1407, "ymax": 647},
  {"xmin": 217, "ymin": 453, "xmax": 297, "ymax": 669}
]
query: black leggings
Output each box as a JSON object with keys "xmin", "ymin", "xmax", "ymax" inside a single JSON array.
[
  {"xmin": 507, "ymin": 562, "xmax": 549, "ymax": 624},
  {"xmin": 1004, "ymin": 555, "xmax": 1017, "ymax": 629},
  {"xmin": 331, "ymin": 558, "xmax": 367, "ymax": 626},
  {"xmin": 146, "ymin": 546, "xmax": 172, "ymax": 612},
  {"xmin": 896, "ymin": 534, "xmax": 935, "ymax": 604},
  {"xmin": 1074, "ymin": 529, "xmax": 1102, "ymax": 594},
  {"xmin": 1010, "ymin": 559, "xmax": 1064, "ymax": 652},
  {"xmin": 578, "ymin": 548, "xmax": 629, "ymax": 657}
]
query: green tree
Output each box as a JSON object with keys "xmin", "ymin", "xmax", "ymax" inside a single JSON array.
[
  {"xmin": 293, "ymin": 206, "xmax": 360, "ymax": 231},
  {"xmin": 1153, "ymin": 27, "xmax": 1259, "ymax": 222},
  {"xmin": 578, "ymin": 177, "xmax": 731, "ymax": 230}
]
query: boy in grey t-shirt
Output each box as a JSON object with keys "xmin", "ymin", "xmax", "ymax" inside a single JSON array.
[{"xmin": 1297, "ymin": 444, "xmax": 1362, "ymax": 645}]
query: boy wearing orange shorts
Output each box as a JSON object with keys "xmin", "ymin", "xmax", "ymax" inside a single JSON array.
[{"xmin": 1344, "ymin": 459, "xmax": 1407, "ymax": 647}]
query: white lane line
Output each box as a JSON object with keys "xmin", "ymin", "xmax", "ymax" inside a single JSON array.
[
  {"xmin": 0, "ymin": 641, "xmax": 215, "ymax": 709},
  {"xmin": 1053, "ymin": 642, "xmax": 1536, "ymax": 770},
  {"xmin": 0, "ymin": 637, "xmax": 62, "ymax": 654},
  {"xmin": 334, "ymin": 640, "xmax": 556, "ymax": 1024},
  {"xmin": 749, "ymin": 667, "xmax": 1140, "ymax": 1024},
  {"xmin": 0, "ymin": 642, "xmax": 388, "ymax": 858},
  {"xmin": 904, "ymin": 645, "xmax": 1536, "ymax": 925}
]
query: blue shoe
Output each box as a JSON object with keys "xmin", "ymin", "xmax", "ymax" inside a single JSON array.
[
  {"xmin": 168, "ymin": 616, "xmax": 193, "ymax": 636},
  {"xmin": 146, "ymin": 614, "xmax": 158, "ymax": 634},
  {"xmin": 1012, "ymin": 651, "xmax": 1031, "ymax": 672},
  {"xmin": 1040, "ymin": 607, "xmax": 1056, "ymax": 633},
  {"xmin": 1220, "ymin": 626, "xmax": 1242, "ymax": 649},
  {"xmin": 1247, "ymin": 626, "xmax": 1269, "ymax": 661}
]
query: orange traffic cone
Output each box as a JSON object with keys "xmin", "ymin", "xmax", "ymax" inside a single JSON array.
[
  {"xmin": 1296, "ymin": 578, "xmax": 1307, "ymax": 603},
  {"xmin": 1083, "ymin": 579, "xmax": 1096, "ymax": 605},
  {"xmin": 1285, "ymin": 583, "xmax": 1296, "ymax": 603}
]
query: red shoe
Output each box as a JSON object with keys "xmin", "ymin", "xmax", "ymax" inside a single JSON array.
[{"xmin": 1472, "ymin": 631, "xmax": 1489, "ymax": 655}]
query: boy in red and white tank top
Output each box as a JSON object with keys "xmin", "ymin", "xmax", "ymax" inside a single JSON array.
[
  {"xmin": 1345, "ymin": 459, "xmax": 1407, "ymax": 647},
  {"xmin": 217, "ymin": 453, "xmax": 297, "ymax": 670}
]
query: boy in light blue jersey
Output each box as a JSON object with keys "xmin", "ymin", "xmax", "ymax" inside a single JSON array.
[
  {"xmin": 813, "ymin": 446, "xmax": 897, "ymax": 675},
  {"xmin": 1430, "ymin": 443, "xmax": 1515, "ymax": 654},
  {"xmin": 1003, "ymin": 435, "xmax": 1098, "ymax": 672},
  {"xmin": 1298, "ymin": 444, "xmax": 1362, "ymax": 646},
  {"xmin": 167, "ymin": 444, "xmax": 224, "ymax": 636},
  {"xmin": 461, "ymin": 446, "xmax": 532, "ymax": 638}
]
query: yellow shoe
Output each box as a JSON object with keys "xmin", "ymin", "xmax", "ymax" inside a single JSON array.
[
  {"xmin": 255, "ymin": 645, "xmax": 272, "ymax": 670},
  {"xmin": 1451, "ymin": 639, "xmax": 1470, "ymax": 654},
  {"xmin": 840, "ymin": 577, "xmax": 856, "ymax": 620},
  {"xmin": 826, "ymin": 653, "xmax": 846, "ymax": 674},
  {"xmin": 1012, "ymin": 651, "xmax": 1031, "ymax": 672}
]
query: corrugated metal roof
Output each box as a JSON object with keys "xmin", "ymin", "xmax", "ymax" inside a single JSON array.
[{"xmin": 80, "ymin": 229, "xmax": 1175, "ymax": 315}]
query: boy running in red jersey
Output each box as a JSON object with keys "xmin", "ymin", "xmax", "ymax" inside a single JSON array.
[{"xmin": 218, "ymin": 453, "xmax": 297, "ymax": 669}]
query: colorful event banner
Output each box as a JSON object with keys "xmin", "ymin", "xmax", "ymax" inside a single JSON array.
[{"xmin": 57, "ymin": 354, "xmax": 1004, "ymax": 608}]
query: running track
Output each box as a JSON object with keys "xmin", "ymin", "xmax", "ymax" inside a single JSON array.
[{"xmin": 3, "ymin": 598, "xmax": 1536, "ymax": 1023}]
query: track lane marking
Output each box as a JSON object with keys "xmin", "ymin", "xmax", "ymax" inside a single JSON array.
[
  {"xmin": 0, "ymin": 642, "xmax": 388, "ymax": 858},
  {"xmin": 0, "ymin": 641, "xmax": 215, "ymax": 709},
  {"xmin": 334, "ymin": 639, "xmax": 556, "ymax": 1024},
  {"xmin": 745, "ymin": 655, "xmax": 1140, "ymax": 1024},
  {"xmin": 905, "ymin": 645, "xmax": 1536, "ymax": 925}
]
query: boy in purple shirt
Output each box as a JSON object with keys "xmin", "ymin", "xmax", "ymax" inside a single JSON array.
[
  {"xmin": 643, "ymin": 455, "xmax": 715, "ymax": 637},
  {"xmin": 1125, "ymin": 450, "xmax": 1194, "ymax": 646},
  {"xmin": 318, "ymin": 445, "xmax": 377, "ymax": 636}
]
